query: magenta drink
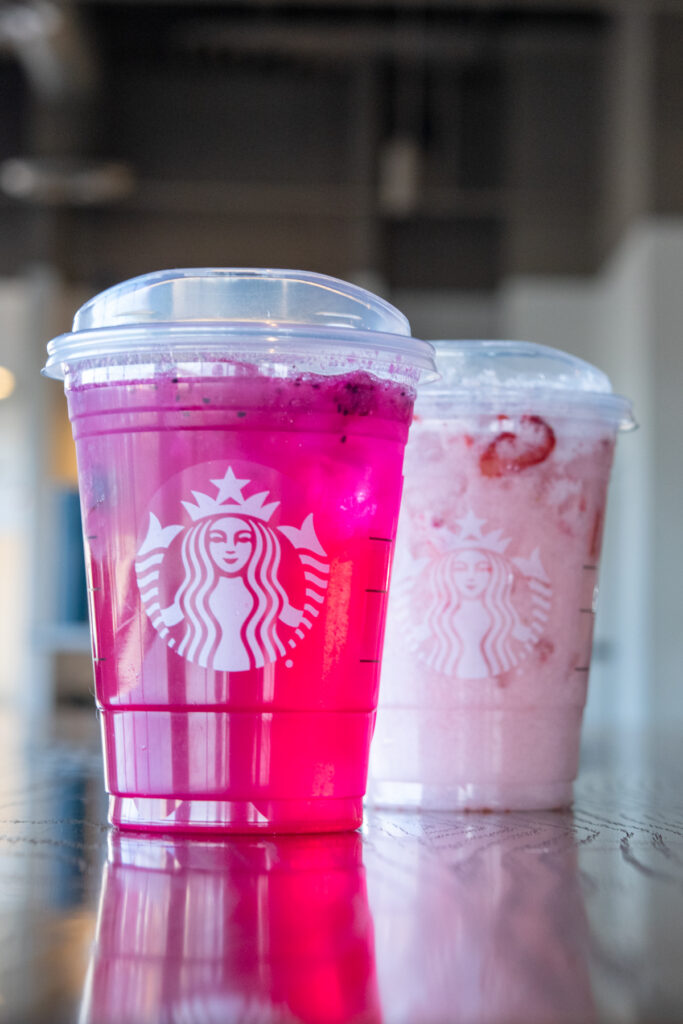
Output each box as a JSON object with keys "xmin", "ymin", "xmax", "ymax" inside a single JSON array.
[
  {"xmin": 367, "ymin": 341, "xmax": 634, "ymax": 811},
  {"xmin": 44, "ymin": 269, "xmax": 435, "ymax": 833}
]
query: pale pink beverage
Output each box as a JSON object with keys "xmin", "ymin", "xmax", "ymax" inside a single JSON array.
[
  {"xmin": 44, "ymin": 269, "xmax": 435, "ymax": 832},
  {"xmin": 368, "ymin": 341, "xmax": 634, "ymax": 811}
]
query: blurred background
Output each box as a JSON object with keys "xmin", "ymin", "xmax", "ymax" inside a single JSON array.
[{"xmin": 0, "ymin": 0, "xmax": 681, "ymax": 739}]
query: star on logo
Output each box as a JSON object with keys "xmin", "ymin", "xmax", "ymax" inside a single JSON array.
[
  {"xmin": 455, "ymin": 509, "xmax": 488, "ymax": 541},
  {"xmin": 437, "ymin": 509, "xmax": 510, "ymax": 554},
  {"xmin": 211, "ymin": 468, "xmax": 250, "ymax": 504}
]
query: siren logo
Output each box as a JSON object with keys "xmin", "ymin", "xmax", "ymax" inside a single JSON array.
[
  {"xmin": 394, "ymin": 509, "xmax": 552, "ymax": 680},
  {"xmin": 135, "ymin": 465, "xmax": 329, "ymax": 671}
]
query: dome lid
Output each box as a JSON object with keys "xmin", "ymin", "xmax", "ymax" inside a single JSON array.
[
  {"xmin": 417, "ymin": 340, "xmax": 635, "ymax": 429},
  {"xmin": 44, "ymin": 268, "xmax": 437, "ymax": 381}
]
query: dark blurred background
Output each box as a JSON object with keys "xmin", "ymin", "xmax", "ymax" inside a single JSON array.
[
  {"xmin": 4, "ymin": 2, "xmax": 680, "ymax": 283},
  {"xmin": 0, "ymin": 0, "xmax": 681, "ymax": 737}
]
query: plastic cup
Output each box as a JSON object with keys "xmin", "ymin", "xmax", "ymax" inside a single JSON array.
[
  {"xmin": 80, "ymin": 832, "xmax": 380, "ymax": 1024},
  {"xmin": 367, "ymin": 340, "xmax": 634, "ymax": 812},
  {"xmin": 44, "ymin": 268, "xmax": 435, "ymax": 833}
]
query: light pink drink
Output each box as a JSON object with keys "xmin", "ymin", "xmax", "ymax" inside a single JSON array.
[
  {"xmin": 45, "ymin": 269, "xmax": 436, "ymax": 832},
  {"xmin": 368, "ymin": 341, "xmax": 634, "ymax": 811}
]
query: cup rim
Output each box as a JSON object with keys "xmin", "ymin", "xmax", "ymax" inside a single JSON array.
[{"xmin": 43, "ymin": 321, "xmax": 439, "ymax": 382}]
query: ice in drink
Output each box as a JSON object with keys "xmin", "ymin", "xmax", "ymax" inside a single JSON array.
[
  {"xmin": 44, "ymin": 269, "xmax": 436, "ymax": 832},
  {"xmin": 368, "ymin": 341, "xmax": 634, "ymax": 811}
]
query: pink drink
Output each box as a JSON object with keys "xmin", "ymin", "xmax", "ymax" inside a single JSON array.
[
  {"xmin": 81, "ymin": 832, "xmax": 380, "ymax": 1024},
  {"xmin": 45, "ymin": 269, "xmax": 435, "ymax": 832},
  {"xmin": 368, "ymin": 341, "xmax": 634, "ymax": 811}
]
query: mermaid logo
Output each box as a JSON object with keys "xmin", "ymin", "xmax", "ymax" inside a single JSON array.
[
  {"xmin": 394, "ymin": 509, "xmax": 552, "ymax": 680},
  {"xmin": 134, "ymin": 466, "xmax": 329, "ymax": 671}
]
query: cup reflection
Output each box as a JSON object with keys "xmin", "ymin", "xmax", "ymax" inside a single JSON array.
[
  {"xmin": 368, "ymin": 812, "xmax": 595, "ymax": 1024},
  {"xmin": 80, "ymin": 830, "xmax": 381, "ymax": 1024}
]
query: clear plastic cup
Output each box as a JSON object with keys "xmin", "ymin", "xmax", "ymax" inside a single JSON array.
[
  {"xmin": 367, "ymin": 340, "xmax": 635, "ymax": 812},
  {"xmin": 44, "ymin": 268, "xmax": 436, "ymax": 833}
]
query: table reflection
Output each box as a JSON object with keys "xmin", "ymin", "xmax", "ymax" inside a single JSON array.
[
  {"xmin": 367, "ymin": 811, "xmax": 596, "ymax": 1024},
  {"xmin": 80, "ymin": 830, "xmax": 380, "ymax": 1024}
]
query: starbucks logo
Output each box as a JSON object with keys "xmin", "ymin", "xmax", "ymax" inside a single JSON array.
[
  {"xmin": 134, "ymin": 465, "xmax": 329, "ymax": 672},
  {"xmin": 393, "ymin": 509, "xmax": 552, "ymax": 680}
]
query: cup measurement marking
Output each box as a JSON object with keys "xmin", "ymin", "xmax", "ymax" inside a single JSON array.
[
  {"xmin": 575, "ymin": 563, "xmax": 599, "ymax": 671},
  {"xmin": 359, "ymin": 535, "xmax": 394, "ymax": 664}
]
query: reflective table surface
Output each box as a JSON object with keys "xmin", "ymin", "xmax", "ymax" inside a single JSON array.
[{"xmin": 1, "ymin": 708, "xmax": 682, "ymax": 1024}]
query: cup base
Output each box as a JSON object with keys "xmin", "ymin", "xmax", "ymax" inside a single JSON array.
[
  {"xmin": 367, "ymin": 704, "xmax": 582, "ymax": 812},
  {"xmin": 109, "ymin": 794, "xmax": 364, "ymax": 834},
  {"xmin": 365, "ymin": 778, "xmax": 573, "ymax": 813}
]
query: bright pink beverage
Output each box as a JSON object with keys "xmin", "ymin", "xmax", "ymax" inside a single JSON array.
[{"xmin": 45, "ymin": 269, "xmax": 435, "ymax": 832}]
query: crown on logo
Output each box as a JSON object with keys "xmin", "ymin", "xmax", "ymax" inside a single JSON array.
[{"xmin": 182, "ymin": 468, "xmax": 280, "ymax": 523}]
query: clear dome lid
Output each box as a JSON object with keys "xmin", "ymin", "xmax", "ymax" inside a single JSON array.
[
  {"xmin": 417, "ymin": 340, "xmax": 635, "ymax": 429},
  {"xmin": 43, "ymin": 268, "xmax": 437, "ymax": 381}
]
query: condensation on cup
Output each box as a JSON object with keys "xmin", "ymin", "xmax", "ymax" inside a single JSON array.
[
  {"xmin": 43, "ymin": 268, "xmax": 436, "ymax": 834},
  {"xmin": 368, "ymin": 340, "xmax": 635, "ymax": 812}
]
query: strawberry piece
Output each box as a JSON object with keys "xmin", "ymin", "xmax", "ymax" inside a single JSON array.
[{"xmin": 480, "ymin": 414, "xmax": 556, "ymax": 477}]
